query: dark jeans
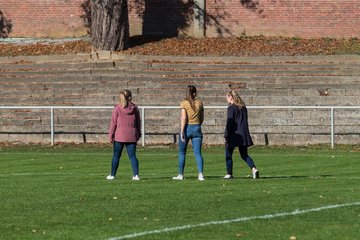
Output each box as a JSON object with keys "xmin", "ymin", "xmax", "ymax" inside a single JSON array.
[
  {"xmin": 111, "ymin": 141, "xmax": 139, "ymax": 176},
  {"xmin": 225, "ymin": 144, "xmax": 256, "ymax": 175},
  {"xmin": 178, "ymin": 124, "xmax": 204, "ymax": 174}
]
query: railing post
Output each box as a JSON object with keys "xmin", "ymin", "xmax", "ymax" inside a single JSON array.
[
  {"xmin": 50, "ymin": 107, "xmax": 54, "ymax": 145},
  {"xmin": 330, "ymin": 107, "xmax": 334, "ymax": 148},
  {"xmin": 141, "ymin": 107, "xmax": 145, "ymax": 146}
]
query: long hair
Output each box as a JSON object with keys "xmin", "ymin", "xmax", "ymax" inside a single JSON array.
[
  {"xmin": 123, "ymin": 89, "xmax": 132, "ymax": 101},
  {"xmin": 228, "ymin": 90, "xmax": 246, "ymax": 109},
  {"xmin": 186, "ymin": 85, "xmax": 197, "ymax": 111},
  {"xmin": 119, "ymin": 92, "xmax": 128, "ymax": 108}
]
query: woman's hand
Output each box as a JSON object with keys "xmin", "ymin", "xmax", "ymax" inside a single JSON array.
[
  {"xmin": 181, "ymin": 131, "xmax": 186, "ymax": 142},
  {"xmin": 180, "ymin": 108, "xmax": 187, "ymax": 142}
]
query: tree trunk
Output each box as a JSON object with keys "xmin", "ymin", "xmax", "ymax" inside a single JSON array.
[{"xmin": 91, "ymin": 0, "xmax": 129, "ymax": 51}]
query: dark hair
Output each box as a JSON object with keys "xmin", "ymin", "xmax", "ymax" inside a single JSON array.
[
  {"xmin": 123, "ymin": 90, "xmax": 132, "ymax": 101},
  {"xmin": 186, "ymin": 85, "xmax": 197, "ymax": 111}
]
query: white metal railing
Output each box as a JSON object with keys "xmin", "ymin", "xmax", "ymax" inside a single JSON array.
[{"xmin": 1, "ymin": 105, "xmax": 360, "ymax": 148}]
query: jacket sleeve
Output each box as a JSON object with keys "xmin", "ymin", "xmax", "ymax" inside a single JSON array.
[
  {"xmin": 135, "ymin": 106, "xmax": 141, "ymax": 139},
  {"xmin": 224, "ymin": 105, "xmax": 235, "ymax": 139},
  {"xmin": 108, "ymin": 107, "xmax": 118, "ymax": 142}
]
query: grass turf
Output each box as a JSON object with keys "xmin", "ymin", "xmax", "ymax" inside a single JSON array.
[{"xmin": 0, "ymin": 144, "xmax": 359, "ymax": 240}]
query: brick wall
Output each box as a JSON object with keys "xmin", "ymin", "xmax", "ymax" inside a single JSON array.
[
  {"xmin": 206, "ymin": 0, "xmax": 360, "ymax": 38},
  {"xmin": 0, "ymin": 0, "xmax": 359, "ymax": 38},
  {"xmin": 128, "ymin": 0, "xmax": 193, "ymax": 37},
  {"xmin": 0, "ymin": 0, "xmax": 87, "ymax": 38}
]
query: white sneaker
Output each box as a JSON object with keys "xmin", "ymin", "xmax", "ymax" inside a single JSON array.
[
  {"xmin": 198, "ymin": 173, "xmax": 205, "ymax": 181},
  {"xmin": 223, "ymin": 174, "xmax": 233, "ymax": 179},
  {"xmin": 106, "ymin": 175, "xmax": 114, "ymax": 180},
  {"xmin": 172, "ymin": 174, "xmax": 184, "ymax": 180},
  {"xmin": 252, "ymin": 168, "xmax": 259, "ymax": 179},
  {"xmin": 132, "ymin": 175, "xmax": 140, "ymax": 181}
]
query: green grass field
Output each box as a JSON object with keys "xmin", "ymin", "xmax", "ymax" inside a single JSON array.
[{"xmin": 0, "ymin": 144, "xmax": 359, "ymax": 240}]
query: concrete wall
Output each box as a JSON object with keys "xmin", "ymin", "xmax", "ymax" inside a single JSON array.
[{"xmin": 1, "ymin": 54, "xmax": 359, "ymax": 146}]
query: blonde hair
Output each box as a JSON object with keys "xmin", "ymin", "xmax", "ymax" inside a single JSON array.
[
  {"xmin": 123, "ymin": 89, "xmax": 132, "ymax": 101},
  {"xmin": 228, "ymin": 90, "xmax": 246, "ymax": 109},
  {"xmin": 119, "ymin": 92, "xmax": 128, "ymax": 108},
  {"xmin": 186, "ymin": 85, "xmax": 197, "ymax": 111}
]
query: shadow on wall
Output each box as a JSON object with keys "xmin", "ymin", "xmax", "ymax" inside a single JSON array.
[
  {"xmin": 81, "ymin": 0, "xmax": 91, "ymax": 35},
  {"xmin": 134, "ymin": 0, "xmax": 264, "ymax": 37},
  {"xmin": 132, "ymin": 0, "xmax": 192, "ymax": 38},
  {"xmin": 0, "ymin": 10, "xmax": 13, "ymax": 38},
  {"xmin": 80, "ymin": 0, "xmax": 264, "ymax": 44},
  {"xmin": 138, "ymin": 0, "xmax": 267, "ymax": 38},
  {"xmin": 207, "ymin": 0, "xmax": 264, "ymax": 36},
  {"xmin": 130, "ymin": 0, "xmax": 235, "ymax": 38},
  {"xmin": 241, "ymin": 0, "xmax": 262, "ymax": 13}
]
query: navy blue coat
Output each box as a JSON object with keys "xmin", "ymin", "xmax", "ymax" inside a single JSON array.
[{"xmin": 224, "ymin": 104, "xmax": 253, "ymax": 147}]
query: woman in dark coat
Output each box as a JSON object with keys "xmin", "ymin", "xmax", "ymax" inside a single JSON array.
[{"xmin": 224, "ymin": 90, "xmax": 259, "ymax": 179}]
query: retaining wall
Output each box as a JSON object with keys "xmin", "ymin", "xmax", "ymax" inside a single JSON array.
[{"xmin": 0, "ymin": 54, "xmax": 359, "ymax": 145}]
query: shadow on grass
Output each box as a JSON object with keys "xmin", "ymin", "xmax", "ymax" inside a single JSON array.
[
  {"xmin": 138, "ymin": 175, "xmax": 334, "ymax": 181},
  {"xmin": 201, "ymin": 174, "xmax": 334, "ymax": 180}
]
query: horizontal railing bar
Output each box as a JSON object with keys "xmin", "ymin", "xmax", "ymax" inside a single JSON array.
[
  {"xmin": 1, "ymin": 106, "xmax": 360, "ymax": 109},
  {"xmin": 1, "ymin": 105, "xmax": 359, "ymax": 147}
]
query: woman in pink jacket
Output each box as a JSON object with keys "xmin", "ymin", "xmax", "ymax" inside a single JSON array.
[{"xmin": 107, "ymin": 90, "xmax": 141, "ymax": 180}]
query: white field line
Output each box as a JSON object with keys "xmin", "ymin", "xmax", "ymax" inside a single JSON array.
[
  {"xmin": 106, "ymin": 202, "xmax": 360, "ymax": 240},
  {"xmin": 0, "ymin": 172, "xmax": 65, "ymax": 176}
]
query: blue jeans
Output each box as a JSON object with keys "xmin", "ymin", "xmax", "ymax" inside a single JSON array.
[
  {"xmin": 178, "ymin": 124, "xmax": 204, "ymax": 175},
  {"xmin": 110, "ymin": 141, "xmax": 139, "ymax": 176},
  {"xmin": 225, "ymin": 144, "xmax": 256, "ymax": 175}
]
